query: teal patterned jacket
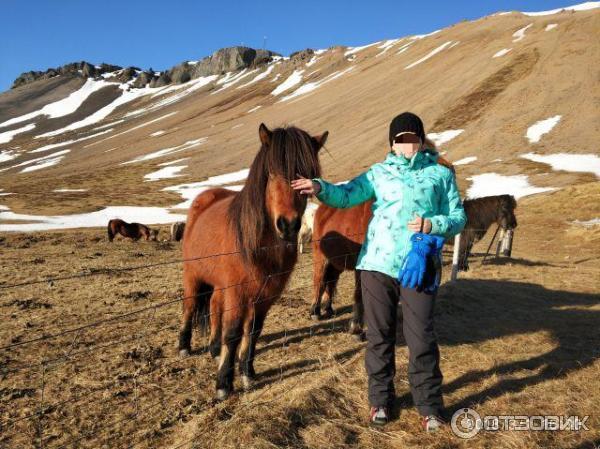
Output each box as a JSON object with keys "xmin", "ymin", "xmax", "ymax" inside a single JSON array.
[{"xmin": 312, "ymin": 149, "xmax": 466, "ymax": 279}]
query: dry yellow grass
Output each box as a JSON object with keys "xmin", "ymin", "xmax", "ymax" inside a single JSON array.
[{"xmin": 0, "ymin": 182, "xmax": 598, "ymax": 449}]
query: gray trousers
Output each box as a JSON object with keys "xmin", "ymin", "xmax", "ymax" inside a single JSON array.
[{"xmin": 360, "ymin": 269, "xmax": 444, "ymax": 416}]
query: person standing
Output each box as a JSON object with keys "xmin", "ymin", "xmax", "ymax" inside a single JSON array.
[{"xmin": 291, "ymin": 112, "xmax": 466, "ymax": 431}]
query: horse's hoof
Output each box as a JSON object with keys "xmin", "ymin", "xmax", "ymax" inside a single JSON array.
[
  {"xmin": 310, "ymin": 314, "xmax": 320, "ymax": 322},
  {"xmin": 215, "ymin": 388, "xmax": 230, "ymax": 401},
  {"xmin": 241, "ymin": 375, "xmax": 254, "ymax": 391},
  {"xmin": 322, "ymin": 308, "xmax": 334, "ymax": 320},
  {"xmin": 213, "ymin": 355, "xmax": 221, "ymax": 366},
  {"xmin": 179, "ymin": 349, "xmax": 190, "ymax": 358}
]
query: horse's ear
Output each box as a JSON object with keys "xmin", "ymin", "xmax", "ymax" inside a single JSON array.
[
  {"xmin": 259, "ymin": 123, "xmax": 272, "ymax": 146},
  {"xmin": 313, "ymin": 131, "xmax": 329, "ymax": 151}
]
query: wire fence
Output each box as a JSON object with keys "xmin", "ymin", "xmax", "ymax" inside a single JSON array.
[{"xmin": 0, "ymin": 225, "xmax": 513, "ymax": 448}]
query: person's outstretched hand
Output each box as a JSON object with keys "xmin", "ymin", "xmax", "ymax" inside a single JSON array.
[{"xmin": 291, "ymin": 175, "xmax": 321, "ymax": 196}]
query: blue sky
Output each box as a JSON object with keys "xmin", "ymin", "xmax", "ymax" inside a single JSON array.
[{"xmin": 1, "ymin": 0, "xmax": 579, "ymax": 92}]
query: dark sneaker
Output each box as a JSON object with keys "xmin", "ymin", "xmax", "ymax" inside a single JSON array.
[
  {"xmin": 422, "ymin": 414, "xmax": 446, "ymax": 432},
  {"xmin": 369, "ymin": 406, "xmax": 389, "ymax": 426}
]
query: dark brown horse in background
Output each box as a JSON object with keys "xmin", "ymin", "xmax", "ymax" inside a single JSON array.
[
  {"xmin": 179, "ymin": 123, "xmax": 326, "ymax": 400},
  {"xmin": 107, "ymin": 218, "xmax": 158, "ymax": 242},
  {"xmin": 453, "ymin": 194, "xmax": 518, "ymax": 270},
  {"xmin": 311, "ymin": 187, "xmax": 516, "ymax": 340}
]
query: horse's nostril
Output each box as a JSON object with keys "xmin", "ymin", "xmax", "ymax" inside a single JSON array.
[{"xmin": 276, "ymin": 217, "xmax": 287, "ymax": 234}]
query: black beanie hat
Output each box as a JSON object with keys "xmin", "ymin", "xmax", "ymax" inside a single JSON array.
[{"xmin": 388, "ymin": 112, "xmax": 426, "ymax": 147}]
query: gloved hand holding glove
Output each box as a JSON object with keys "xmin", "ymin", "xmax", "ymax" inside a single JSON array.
[{"xmin": 398, "ymin": 233, "xmax": 445, "ymax": 290}]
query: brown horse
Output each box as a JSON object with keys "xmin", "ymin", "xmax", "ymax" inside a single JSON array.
[
  {"xmin": 452, "ymin": 194, "xmax": 518, "ymax": 270},
  {"xmin": 179, "ymin": 123, "xmax": 326, "ymax": 400},
  {"xmin": 310, "ymin": 190, "xmax": 517, "ymax": 334},
  {"xmin": 107, "ymin": 218, "xmax": 158, "ymax": 242}
]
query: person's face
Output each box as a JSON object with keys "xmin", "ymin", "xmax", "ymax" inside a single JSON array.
[{"xmin": 392, "ymin": 132, "xmax": 422, "ymax": 158}]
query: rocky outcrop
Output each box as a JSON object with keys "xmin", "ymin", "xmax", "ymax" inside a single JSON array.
[
  {"xmin": 191, "ymin": 46, "xmax": 280, "ymax": 78},
  {"xmin": 290, "ymin": 48, "xmax": 314, "ymax": 63},
  {"xmin": 10, "ymin": 46, "xmax": 280, "ymax": 90},
  {"xmin": 11, "ymin": 61, "xmax": 123, "ymax": 89}
]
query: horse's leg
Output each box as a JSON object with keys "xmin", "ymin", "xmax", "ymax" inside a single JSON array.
[
  {"xmin": 238, "ymin": 307, "xmax": 266, "ymax": 391},
  {"xmin": 310, "ymin": 251, "xmax": 327, "ymax": 320},
  {"xmin": 208, "ymin": 289, "xmax": 223, "ymax": 364},
  {"xmin": 215, "ymin": 290, "xmax": 242, "ymax": 401},
  {"xmin": 349, "ymin": 269, "xmax": 365, "ymax": 340},
  {"xmin": 179, "ymin": 271, "xmax": 202, "ymax": 357},
  {"xmin": 320, "ymin": 262, "xmax": 342, "ymax": 319}
]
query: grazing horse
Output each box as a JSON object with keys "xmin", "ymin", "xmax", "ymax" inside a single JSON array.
[
  {"xmin": 298, "ymin": 201, "xmax": 318, "ymax": 253},
  {"xmin": 107, "ymin": 219, "xmax": 158, "ymax": 242},
  {"xmin": 451, "ymin": 194, "xmax": 518, "ymax": 270},
  {"xmin": 179, "ymin": 123, "xmax": 326, "ymax": 400},
  {"xmin": 170, "ymin": 221, "xmax": 186, "ymax": 241}
]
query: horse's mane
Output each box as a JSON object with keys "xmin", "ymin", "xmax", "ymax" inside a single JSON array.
[{"xmin": 228, "ymin": 126, "xmax": 322, "ymax": 266}]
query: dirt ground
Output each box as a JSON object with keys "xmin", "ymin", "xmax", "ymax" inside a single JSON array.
[{"xmin": 0, "ymin": 182, "xmax": 599, "ymax": 449}]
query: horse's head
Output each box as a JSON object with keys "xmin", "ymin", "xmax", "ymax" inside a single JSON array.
[
  {"xmin": 259, "ymin": 123, "xmax": 327, "ymax": 242},
  {"xmin": 497, "ymin": 195, "xmax": 518, "ymax": 230}
]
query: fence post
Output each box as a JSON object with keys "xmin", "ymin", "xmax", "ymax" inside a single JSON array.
[{"xmin": 451, "ymin": 233, "xmax": 461, "ymax": 281}]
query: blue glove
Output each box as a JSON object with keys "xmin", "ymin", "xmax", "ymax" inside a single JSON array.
[{"xmin": 398, "ymin": 233, "xmax": 445, "ymax": 289}]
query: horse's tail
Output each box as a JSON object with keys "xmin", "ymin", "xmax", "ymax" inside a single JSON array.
[
  {"xmin": 191, "ymin": 283, "xmax": 214, "ymax": 337},
  {"xmin": 107, "ymin": 220, "xmax": 115, "ymax": 242}
]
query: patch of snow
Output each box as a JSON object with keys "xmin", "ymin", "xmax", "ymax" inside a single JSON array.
[
  {"xmin": 92, "ymin": 119, "xmax": 125, "ymax": 131},
  {"xmin": 231, "ymin": 123, "xmax": 244, "ymax": 129},
  {"xmin": 466, "ymin": 173, "xmax": 557, "ymax": 199},
  {"xmin": 571, "ymin": 218, "xmax": 600, "ymax": 227},
  {"xmin": 520, "ymin": 152, "xmax": 600, "ymax": 178},
  {"xmin": 158, "ymin": 158, "xmax": 189, "ymax": 166},
  {"xmin": 411, "ymin": 30, "xmax": 441, "ymax": 40},
  {"xmin": 513, "ymin": 23, "xmax": 533, "ymax": 42},
  {"xmin": 86, "ymin": 112, "xmax": 178, "ymax": 148},
  {"xmin": 0, "ymin": 150, "xmax": 20, "ymax": 163},
  {"xmin": 21, "ymin": 153, "xmax": 69, "ymax": 173},
  {"xmin": 0, "ymin": 123, "xmax": 36, "ymax": 144},
  {"xmin": 36, "ymin": 84, "xmax": 158, "ymax": 138},
  {"xmin": 150, "ymin": 130, "xmax": 165, "ymax": 137},
  {"xmin": 144, "ymin": 165, "xmax": 187, "ymax": 181},
  {"xmin": 493, "ymin": 48, "xmax": 512, "ymax": 58},
  {"xmin": 247, "ymin": 105, "xmax": 262, "ymax": 113},
  {"xmin": 522, "ymin": 2, "xmax": 599, "ymax": 16},
  {"xmin": 0, "ymin": 79, "xmax": 113, "ymax": 128},
  {"xmin": 212, "ymin": 69, "xmax": 259, "ymax": 94},
  {"xmin": 405, "ymin": 41, "xmax": 455, "ymax": 69},
  {"xmin": 1, "ymin": 149, "xmax": 70, "ymax": 173},
  {"xmin": 271, "ymin": 74, "xmax": 282, "ymax": 83},
  {"xmin": 427, "ymin": 129, "xmax": 464, "ymax": 146},
  {"xmin": 314, "ymin": 49, "xmax": 327, "ymax": 55},
  {"xmin": 545, "ymin": 23, "xmax": 558, "ymax": 31},
  {"xmin": 237, "ymin": 65, "xmax": 275, "ymax": 89},
  {"xmin": 454, "ymin": 156, "xmax": 478, "ymax": 165},
  {"xmin": 164, "ymin": 168, "xmax": 249, "ymax": 208},
  {"xmin": 0, "ymin": 192, "xmax": 14, "ymax": 196},
  {"xmin": 344, "ymin": 41, "xmax": 378, "ymax": 57},
  {"xmin": 448, "ymin": 41, "xmax": 460, "ymax": 49},
  {"xmin": 53, "ymin": 189, "xmax": 88, "ymax": 192},
  {"xmin": 395, "ymin": 41, "xmax": 415, "ymax": 55},
  {"xmin": 0, "ymin": 205, "xmax": 187, "ymax": 232},
  {"xmin": 376, "ymin": 39, "xmax": 401, "ymax": 57},
  {"xmin": 279, "ymin": 67, "xmax": 354, "ymax": 102},
  {"xmin": 525, "ymin": 115, "xmax": 561, "ymax": 143},
  {"xmin": 492, "ymin": 158, "xmax": 503, "ymax": 162},
  {"xmin": 187, "ymin": 60, "xmax": 198, "ymax": 65},
  {"xmin": 122, "ymin": 137, "xmax": 207, "ymax": 164},
  {"xmin": 271, "ymin": 70, "xmax": 304, "ymax": 96},
  {"xmin": 31, "ymin": 128, "xmax": 114, "ymax": 153}
]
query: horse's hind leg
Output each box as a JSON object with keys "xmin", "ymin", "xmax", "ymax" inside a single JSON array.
[
  {"xmin": 310, "ymin": 250, "xmax": 327, "ymax": 320},
  {"xmin": 320, "ymin": 262, "xmax": 342, "ymax": 319},
  {"xmin": 238, "ymin": 307, "xmax": 266, "ymax": 391},
  {"xmin": 208, "ymin": 289, "xmax": 223, "ymax": 363},
  {"xmin": 178, "ymin": 273, "xmax": 211, "ymax": 357},
  {"xmin": 349, "ymin": 269, "xmax": 365, "ymax": 340}
]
